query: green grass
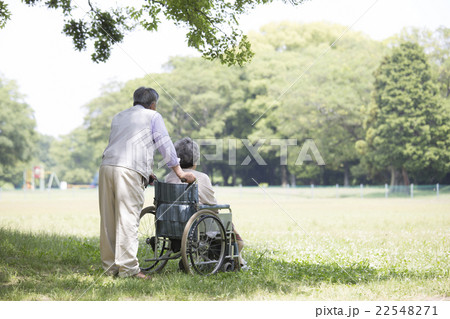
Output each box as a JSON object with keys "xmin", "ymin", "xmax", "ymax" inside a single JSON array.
[{"xmin": 0, "ymin": 187, "xmax": 449, "ymax": 300}]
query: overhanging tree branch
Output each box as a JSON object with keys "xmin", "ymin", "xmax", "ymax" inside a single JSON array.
[{"xmin": 1, "ymin": 0, "xmax": 305, "ymax": 66}]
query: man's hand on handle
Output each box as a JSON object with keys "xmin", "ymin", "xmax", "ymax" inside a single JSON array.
[
  {"xmin": 148, "ymin": 173, "xmax": 157, "ymax": 186},
  {"xmin": 179, "ymin": 172, "xmax": 196, "ymax": 184}
]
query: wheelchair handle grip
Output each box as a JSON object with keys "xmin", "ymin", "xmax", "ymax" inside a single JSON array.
[{"xmin": 181, "ymin": 177, "xmax": 196, "ymax": 187}]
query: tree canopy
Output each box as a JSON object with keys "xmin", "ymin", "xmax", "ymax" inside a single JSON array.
[
  {"xmin": 0, "ymin": 0, "xmax": 304, "ymax": 66},
  {"xmin": 3, "ymin": 22, "xmax": 449, "ymax": 187},
  {"xmin": 392, "ymin": 26, "xmax": 450, "ymax": 113},
  {"xmin": 79, "ymin": 22, "xmax": 387, "ymax": 186},
  {"xmin": 0, "ymin": 76, "xmax": 36, "ymax": 187},
  {"xmin": 359, "ymin": 42, "xmax": 450, "ymax": 186}
]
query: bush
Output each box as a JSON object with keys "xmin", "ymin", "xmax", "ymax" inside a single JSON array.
[
  {"xmin": 63, "ymin": 168, "xmax": 93, "ymax": 185},
  {"xmin": 0, "ymin": 182, "xmax": 15, "ymax": 190}
]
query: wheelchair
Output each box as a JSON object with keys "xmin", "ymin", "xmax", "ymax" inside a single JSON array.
[{"xmin": 137, "ymin": 180, "xmax": 240, "ymax": 275}]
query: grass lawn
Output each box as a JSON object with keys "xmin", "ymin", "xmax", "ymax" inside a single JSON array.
[{"xmin": 0, "ymin": 187, "xmax": 449, "ymax": 300}]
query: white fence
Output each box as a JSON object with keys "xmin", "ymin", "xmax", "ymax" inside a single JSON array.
[{"xmin": 287, "ymin": 183, "xmax": 447, "ymax": 199}]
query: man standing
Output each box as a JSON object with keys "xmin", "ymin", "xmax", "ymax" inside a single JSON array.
[{"xmin": 98, "ymin": 87, "xmax": 195, "ymax": 279}]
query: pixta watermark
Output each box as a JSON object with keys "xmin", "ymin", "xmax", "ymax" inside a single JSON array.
[{"xmin": 149, "ymin": 137, "xmax": 325, "ymax": 168}]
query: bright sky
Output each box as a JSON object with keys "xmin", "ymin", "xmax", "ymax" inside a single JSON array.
[{"xmin": 0, "ymin": 0, "xmax": 449, "ymax": 137}]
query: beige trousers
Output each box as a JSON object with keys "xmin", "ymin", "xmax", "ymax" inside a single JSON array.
[{"xmin": 98, "ymin": 165, "xmax": 145, "ymax": 277}]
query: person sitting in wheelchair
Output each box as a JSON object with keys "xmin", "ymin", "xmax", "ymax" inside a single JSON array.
[{"xmin": 165, "ymin": 137, "xmax": 247, "ymax": 269}]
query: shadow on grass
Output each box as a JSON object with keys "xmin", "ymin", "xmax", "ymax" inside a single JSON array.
[{"xmin": 0, "ymin": 227, "xmax": 442, "ymax": 300}]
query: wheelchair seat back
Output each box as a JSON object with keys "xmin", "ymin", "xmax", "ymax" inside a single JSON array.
[{"xmin": 154, "ymin": 181, "xmax": 198, "ymax": 239}]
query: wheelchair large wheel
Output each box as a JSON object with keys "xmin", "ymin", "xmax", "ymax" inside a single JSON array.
[
  {"xmin": 181, "ymin": 210, "xmax": 226, "ymax": 275},
  {"xmin": 137, "ymin": 206, "xmax": 169, "ymax": 273}
]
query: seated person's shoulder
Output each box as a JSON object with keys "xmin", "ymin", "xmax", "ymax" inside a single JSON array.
[
  {"xmin": 164, "ymin": 170, "xmax": 212, "ymax": 185},
  {"xmin": 193, "ymin": 170, "xmax": 210, "ymax": 180}
]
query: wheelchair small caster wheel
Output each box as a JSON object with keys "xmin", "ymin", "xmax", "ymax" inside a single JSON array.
[{"xmin": 222, "ymin": 261, "xmax": 234, "ymax": 272}]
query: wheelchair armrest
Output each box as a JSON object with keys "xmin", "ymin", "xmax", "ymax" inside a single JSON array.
[{"xmin": 198, "ymin": 204, "xmax": 230, "ymax": 210}]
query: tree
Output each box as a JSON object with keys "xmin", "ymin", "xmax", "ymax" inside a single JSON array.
[
  {"xmin": 50, "ymin": 127, "xmax": 97, "ymax": 184},
  {"xmin": 359, "ymin": 42, "xmax": 450, "ymax": 187},
  {"xmin": 0, "ymin": 0, "xmax": 304, "ymax": 66},
  {"xmin": 247, "ymin": 22, "xmax": 385, "ymax": 185},
  {"xmin": 34, "ymin": 134, "xmax": 57, "ymax": 171},
  {"xmin": 80, "ymin": 22, "xmax": 388, "ymax": 186},
  {"xmin": 0, "ymin": 76, "xmax": 37, "ymax": 187}
]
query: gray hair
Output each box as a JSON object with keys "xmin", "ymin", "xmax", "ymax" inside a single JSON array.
[
  {"xmin": 174, "ymin": 137, "xmax": 200, "ymax": 169},
  {"xmin": 133, "ymin": 87, "xmax": 159, "ymax": 108}
]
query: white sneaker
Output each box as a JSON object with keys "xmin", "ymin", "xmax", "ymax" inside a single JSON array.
[
  {"xmin": 240, "ymin": 264, "xmax": 250, "ymax": 271},
  {"xmin": 240, "ymin": 259, "xmax": 250, "ymax": 271}
]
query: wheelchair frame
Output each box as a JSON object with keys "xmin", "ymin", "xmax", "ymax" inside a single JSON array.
[{"xmin": 137, "ymin": 181, "xmax": 240, "ymax": 275}]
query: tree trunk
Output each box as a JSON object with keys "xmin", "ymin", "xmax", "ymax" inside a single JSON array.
[
  {"xmin": 320, "ymin": 166, "xmax": 326, "ymax": 185},
  {"xmin": 280, "ymin": 165, "xmax": 288, "ymax": 187},
  {"xmin": 390, "ymin": 166, "xmax": 409, "ymax": 193},
  {"xmin": 402, "ymin": 167, "xmax": 410, "ymax": 186},
  {"xmin": 231, "ymin": 166, "xmax": 236, "ymax": 186},
  {"xmin": 202, "ymin": 163, "xmax": 213, "ymax": 184},
  {"xmin": 390, "ymin": 166, "xmax": 397, "ymax": 188},
  {"xmin": 202, "ymin": 163, "xmax": 210, "ymax": 178},
  {"xmin": 289, "ymin": 173, "xmax": 296, "ymax": 187},
  {"xmin": 343, "ymin": 162, "xmax": 350, "ymax": 186},
  {"xmin": 220, "ymin": 167, "xmax": 230, "ymax": 186}
]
